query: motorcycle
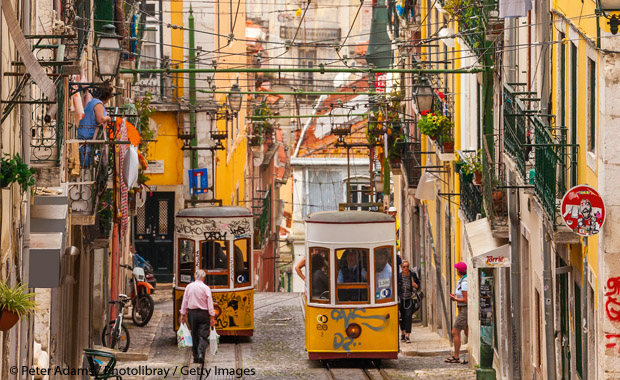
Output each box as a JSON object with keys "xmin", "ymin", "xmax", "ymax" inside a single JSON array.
[
  {"xmin": 134, "ymin": 252, "xmax": 157, "ymax": 292},
  {"xmin": 121, "ymin": 264, "xmax": 155, "ymax": 327}
]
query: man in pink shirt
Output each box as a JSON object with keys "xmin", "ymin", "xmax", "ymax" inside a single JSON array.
[{"xmin": 180, "ymin": 269, "xmax": 216, "ymax": 363}]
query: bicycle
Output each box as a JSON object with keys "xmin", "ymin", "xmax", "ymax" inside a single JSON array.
[{"xmin": 101, "ymin": 295, "xmax": 131, "ymax": 352}]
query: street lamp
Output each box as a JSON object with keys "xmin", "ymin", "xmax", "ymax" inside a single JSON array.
[
  {"xmin": 413, "ymin": 77, "xmax": 435, "ymax": 113},
  {"xmin": 95, "ymin": 24, "xmax": 123, "ymax": 80},
  {"xmin": 598, "ymin": 0, "xmax": 620, "ymax": 34},
  {"xmin": 228, "ymin": 83, "xmax": 243, "ymax": 114}
]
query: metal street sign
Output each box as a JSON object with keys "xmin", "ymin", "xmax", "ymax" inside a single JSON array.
[{"xmin": 560, "ymin": 184, "xmax": 606, "ymax": 236}]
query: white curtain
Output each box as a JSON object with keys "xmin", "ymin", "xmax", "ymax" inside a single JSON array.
[{"xmin": 499, "ymin": 0, "xmax": 532, "ymax": 18}]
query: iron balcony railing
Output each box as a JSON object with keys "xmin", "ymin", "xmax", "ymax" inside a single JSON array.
[
  {"xmin": 460, "ymin": 177, "xmax": 484, "ymax": 223},
  {"xmin": 67, "ymin": 126, "xmax": 110, "ymax": 220},
  {"xmin": 253, "ymin": 189, "xmax": 271, "ymax": 249},
  {"xmin": 402, "ymin": 141, "xmax": 422, "ymax": 189},
  {"xmin": 481, "ymin": 135, "xmax": 508, "ymax": 232},
  {"xmin": 457, "ymin": 0, "xmax": 500, "ymax": 65},
  {"xmin": 502, "ymin": 83, "xmax": 569, "ymax": 227}
]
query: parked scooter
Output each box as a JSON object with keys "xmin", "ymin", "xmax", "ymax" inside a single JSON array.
[
  {"xmin": 121, "ymin": 264, "xmax": 154, "ymax": 327},
  {"xmin": 134, "ymin": 252, "xmax": 157, "ymax": 292}
]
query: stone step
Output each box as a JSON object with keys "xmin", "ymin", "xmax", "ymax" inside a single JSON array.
[{"xmin": 31, "ymin": 204, "xmax": 68, "ymax": 233}]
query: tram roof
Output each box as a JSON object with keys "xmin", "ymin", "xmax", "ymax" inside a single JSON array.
[
  {"xmin": 177, "ymin": 206, "xmax": 252, "ymax": 218},
  {"xmin": 305, "ymin": 210, "xmax": 394, "ymax": 224}
]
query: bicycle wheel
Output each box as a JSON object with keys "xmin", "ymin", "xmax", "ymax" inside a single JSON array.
[
  {"xmin": 101, "ymin": 321, "xmax": 130, "ymax": 352},
  {"xmin": 116, "ymin": 324, "xmax": 130, "ymax": 352},
  {"xmin": 132, "ymin": 294, "xmax": 154, "ymax": 327}
]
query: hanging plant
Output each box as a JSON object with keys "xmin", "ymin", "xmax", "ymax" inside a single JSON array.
[
  {"xmin": 251, "ymin": 100, "xmax": 275, "ymax": 145},
  {"xmin": 134, "ymin": 94, "xmax": 155, "ymax": 185},
  {"xmin": 0, "ymin": 281, "xmax": 37, "ymax": 331},
  {"xmin": 418, "ymin": 113, "xmax": 453, "ymax": 140},
  {"xmin": 0, "ymin": 153, "xmax": 36, "ymax": 193}
]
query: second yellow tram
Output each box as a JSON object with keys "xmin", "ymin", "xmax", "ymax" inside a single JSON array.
[
  {"xmin": 173, "ymin": 206, "xmax": 254, "ymax": 336},
  {"xmin": 304, "ymin": 211, "xmax": 398, "ymax": 359}
]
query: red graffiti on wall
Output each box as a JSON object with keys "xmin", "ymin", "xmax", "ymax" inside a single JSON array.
[{"xmin": 605, "ymin": 276, "xmax": 620, "ymax": 321}]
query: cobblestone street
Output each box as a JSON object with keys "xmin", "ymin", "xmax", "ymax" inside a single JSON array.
[{"xmin": 113, "ymin": 290, "xmax": 475, "ymax": 380}]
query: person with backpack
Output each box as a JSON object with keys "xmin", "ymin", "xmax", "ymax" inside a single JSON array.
[{"xmin": 397, "ymin": 260, "xmax": 420, "ymax": 343}]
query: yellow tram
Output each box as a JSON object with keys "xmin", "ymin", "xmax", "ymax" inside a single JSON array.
[
  {"xmin": 173, "ymin": 206, "xmax": 254, "ymax": 336},
  {"xmin": 304, "ymin": 211, "xmax": 398, "ymax": 360}
]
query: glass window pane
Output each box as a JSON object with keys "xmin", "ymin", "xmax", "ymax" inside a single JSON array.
[
  {"xmin": 233, "ymin": 239, "xmax": 251, "ymax": 287},
  {"xmin": 335, "ymin": 248, "xmax": 369, "ymax": 303},
  {"xmin": 309, "ymin": 247, "xmax": 330, "ymax": 301},
  {"xmin": 201, "ymin": 240, "xmax": 229, "ymax": 287},
  {"xmin": 374, "ymin": 246, "xmax": 394, "ymax": 301},
  {"xmin": 178, "ymin": 239, "xmax": 195, "ymax": 284}
]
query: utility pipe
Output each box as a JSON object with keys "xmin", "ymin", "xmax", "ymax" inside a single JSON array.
[
  {"xmin": 542, "ymin": 226, "xmax": 557, "ymax": 380},
  {"xmin": 122, "ymin": 67, "xmax": 487, "ymax": 74},
  {"xmin": 248, "ymin": 113, "xmax": 368, "ymax": 119},
  {"xmin": 582, "ymin": 237, "xmax": 589, "ymax": 380},
  {"xmin": 199, "ymin": 89, "xmax": 382, "ymax": 96},
  {"xmin": 189, "ymin": 7, "xmax": 197, "ymax": 170}
]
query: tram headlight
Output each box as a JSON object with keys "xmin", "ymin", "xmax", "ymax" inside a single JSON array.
[
  {"xmin": 345, "ymin": 323, "xmax": 362, "ymax": 339},
  {"xmin": 213, "ymin": 304, "xmax": 222, "ymax": 318}
]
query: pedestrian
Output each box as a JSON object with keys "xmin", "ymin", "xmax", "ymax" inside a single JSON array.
[
  {"xmin": 179, "ymin": 269, "xmax": 216, "ymax": 364},
  {"xmin": 77, "ymin": 81, "xmax": 113, "ymax": 166},
  {"xmin": 374, "ymin": 247, "xmax": 393, "ymax": 300},
  {"xmin": 446, "ymin": 261, "xmax": 468, "ymax": 364},
  {"xmin": 397, "ymin": 260, "xmax": 420, "ymax": 343}
]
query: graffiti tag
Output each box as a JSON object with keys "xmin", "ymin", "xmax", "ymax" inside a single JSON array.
[{"xmin": 605, "ymin": 276, "xmax": 620, "ymax": 322}]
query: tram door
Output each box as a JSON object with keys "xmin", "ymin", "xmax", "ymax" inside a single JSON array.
[{"xmin": 134, "ymin": 192, "xmax": 175, "ymax": 282}]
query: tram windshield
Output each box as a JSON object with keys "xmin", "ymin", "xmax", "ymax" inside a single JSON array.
[
  {"xmin": 374, "ymin": 246, "xmax": 394, "ymax": 302},
  {"xmin": 335, "ymin": 248, "xmax": 369, "ymax": 303},
  {"xmin": 233, "ymin": 239, "xmax": 251, "ymax": 287},
  {"xmin": 178, "ymin": 239, "xmax": 195, "ymax": 284},
  {"xmin": 200, "ymin": 240, "xmax": 229, "ymax": 287},
  {"xmin": 309, "ymin": 247, "xmax": 330, "ymax": 302}
]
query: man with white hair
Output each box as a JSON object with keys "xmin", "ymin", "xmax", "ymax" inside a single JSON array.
[{"xmin": 180, "ymin": 269, "xmax": 215, "ymax": 363}]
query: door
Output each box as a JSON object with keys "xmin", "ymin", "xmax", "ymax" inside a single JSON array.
[
  {"xmin": 557, "ymin": 257, "xmax": 570, "ymax": 379},
  {"xmin": 134, "ymin": 192, "xmax": 175, "ymax": 282}
]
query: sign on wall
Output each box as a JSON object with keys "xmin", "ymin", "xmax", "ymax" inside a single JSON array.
[
  {"xmin": 560, "ymin": 184, "xmax": 606, "ymax": 236},
  {"xmin": 188, "ymin": 168, "xmax": 209, "ymax": 195}
]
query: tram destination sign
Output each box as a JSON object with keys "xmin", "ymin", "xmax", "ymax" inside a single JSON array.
[{"xmin": 560, "ymin": 184, "xmax": 606, "ymax": 237}]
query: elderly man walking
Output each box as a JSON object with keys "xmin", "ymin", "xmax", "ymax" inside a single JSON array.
[{"xmin": 180, "ymin": 270, "xmax": 216, "ymax": 363}]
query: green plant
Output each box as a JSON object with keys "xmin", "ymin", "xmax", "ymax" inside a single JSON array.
[
  {"xmin": 0, "ymin": 153, "xmax": 36, "ymax": 193},
  {"xmin": 442, "ymin": 0, "xmax": 463, "ymax": 17},
  {"xmin": 418, "ymin": 113, "xmax": 453, "ymax": 138},
  {"xmin": 461, "ymin": 149, "xmax": 482, "ymax": 175},
  {"xmin": 0, "ymin": 281, "xmax": 37, "ymax": 317},
  {"xmin": 251, "ymin": 101, "xmax": 275, "ymax": 145},
  {"xmin": 135, "ymin": 94, "xmax": 155, "ymax": 185}
]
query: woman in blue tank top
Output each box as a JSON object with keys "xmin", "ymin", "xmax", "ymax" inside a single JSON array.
[{"xmin": 77, "ymin": 82, "xmax": 113, "ymax": 166}]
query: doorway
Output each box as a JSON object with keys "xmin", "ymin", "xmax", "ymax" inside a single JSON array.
[{"xmin": 134, "ymin": 192, "xmax": 175, "ymax": 282}]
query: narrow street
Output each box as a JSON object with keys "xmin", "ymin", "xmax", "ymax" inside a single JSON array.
[{"xmin": 116, "ymin": 291, "xmax": 475, "ymax": 380}]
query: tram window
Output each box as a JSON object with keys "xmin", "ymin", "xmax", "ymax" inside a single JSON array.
[
  {"xmin": 233, "ymin": 238, "xmax": 251, "ymax": 287},
  {"xmin": 374, "ymin": 246, "xmax": 394, "ymax": 302},
  {"xmin": 309, "ymin": 247, "xmax": 330, "ymax": 302},
  {"xmin": 200, "ymin": 240, "xmax": 229, "ymax": 287},
  {"xmin": 178, "ymin": 239, "xmax": 195, "ymax": 284},
  {"xmin": 335, "ymin": 248, "xmax": 369, "ymax": 303}
]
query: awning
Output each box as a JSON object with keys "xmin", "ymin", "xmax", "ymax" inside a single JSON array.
[{"xmin": 464, "ymin": 218, "xmax": 510, "ymax": 268}]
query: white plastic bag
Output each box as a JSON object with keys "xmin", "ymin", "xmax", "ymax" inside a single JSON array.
[
  {"xmin": 177, "ymin": 323, "xmax": 193, "ymax": 349},
  {"xmin": 122, "ymin": 145, "xmax": 139, "ymax": 189},
  {"xmin": 209, "ymin": 326, "xmax": 219, "ymax": 355}
]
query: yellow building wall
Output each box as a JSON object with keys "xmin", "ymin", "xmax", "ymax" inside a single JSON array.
[
  {"xmin": 146, "ymin": 112, "xmax": 184, "ymax": 185},
  {"xmin": 171, "ymin": 0, "xmax": 184, "ymax": 99}
]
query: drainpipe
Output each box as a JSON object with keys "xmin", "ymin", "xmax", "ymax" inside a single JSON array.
[
  {"xmin": 508, "ymin": 172, "xmax": 521, "ymax": 380},
  {"xmin": 543, "ymin": 225, "xmax": 557, "ymax": 380},
  {"xmin": 159, "ymin": 0, "xmax": 164, "ymax": 97},
  {"xmin": 582, "ymin": 237, "xmax": 588, "ymax": 380},
  {"xmin": 189, "ymin": 6, "xmax": 197, "ymax": 171}
]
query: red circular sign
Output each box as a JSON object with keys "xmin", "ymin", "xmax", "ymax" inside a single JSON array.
[{"xmin": 560, "ymin": 185, "xmax": 605, "ymax": 236}]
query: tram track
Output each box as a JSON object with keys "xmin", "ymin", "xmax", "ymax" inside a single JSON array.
[
  {"xmin": 322, "ymin": 360, "xmax": 392, "ymax": 380},
  {"xmin": 254, "ymin": 293, "xmax": 301, "ymax": 311}
]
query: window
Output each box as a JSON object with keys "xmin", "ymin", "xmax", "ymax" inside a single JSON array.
[
  {"xmin": 348, "ymin": 179, "xmax": 381, "ymax": 210},
  {"xmin": 335, "ymin": 248, "xmax": 369, "ymax": 303},
  {"xmin": 178, "ymin": 239, "xmax": 195, "ymax": 284},
  {"xmin": 304, "ymin": 170, "xmax": 343, "ymax": 217},
  {"xmin": 587, "ymin": 58, "xmax": 596, "ymax": 153},
  {"xmin": 233, "ymin": 239, "xmax": 251, "ymax": 287},
  {"xmin": 200, "ymin": 240, "xmax": 229, "ymax": 288},
  {"xmin": 309, "ymin": 247, "xmax": 330, "ymax": 303},
  {"xmin": 374, "ymin": 246, "xmax": 394, "ymax": 303}
]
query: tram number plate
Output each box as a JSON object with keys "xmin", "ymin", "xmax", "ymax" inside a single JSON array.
[
  {"xmin": 316, "ymin": 323, "xmax": 328, "ymax": 331},
  {"xmin": 316, "ymin": 315, "xmax": 328, "ymax": 323}
]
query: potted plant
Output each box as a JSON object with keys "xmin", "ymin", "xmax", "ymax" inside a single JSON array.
[
  {"xmin": 0, "ymin": 281, "xmax": 37, "ymax": 331},
  {"xmin": 418, "ymin": 113, "xmax": 453, "ymax": 141},
  {"xmin": 441, "ymin": 133, "xmax": 455, "ymax": 153},
  {"xmin": 461, "ymin": 150, "xmax": 482, "ymax": 184},
  {"xmin": 0, "ymin": 153, "xmax": 36, "ymax": 193}
]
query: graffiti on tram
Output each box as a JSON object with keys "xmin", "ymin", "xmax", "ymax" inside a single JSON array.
[
  {"xmin": 213, "ymin": 291, "xmax": 253, "ymax": 329},
  {"xmin": 329, "ymin": 308, "xmax": 389, "ymax": 352},
  {"xmin": 175, "ymin": 217, "xmax": 252, "ymax": 239}
]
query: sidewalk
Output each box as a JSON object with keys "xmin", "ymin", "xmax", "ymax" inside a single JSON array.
[{"xmin": 400, "ymin": 323, "xmax": 469, "ymax": 358}]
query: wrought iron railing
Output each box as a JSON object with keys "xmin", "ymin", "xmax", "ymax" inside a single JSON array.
[
  {"xmin": 67, "ymin": 127, "xmax": 110, "ymax": 217},
  {"xmin": 402, "ymin": 141, "xmax": 422, "ymax": 188},
  {"xmin": 460, "ymin": 177, "xmax": 484, "ymax": 222},
  {"xmin": 503, "ymin": 83, "xmax": 531, "ymax": 180},
  {"xmin": 457, "ymin": 0, "xmax": 499, "ymax": 64},
  {"xmin": 253, "ymin": 189, "xmax": 271, "ymax": 249},
  {"xmin": 481, "ymin": 135, "xmax": 508, "ymax": 231}
]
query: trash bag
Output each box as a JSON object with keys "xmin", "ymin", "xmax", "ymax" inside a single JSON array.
[
  {"xmin": 177, "ymin": 323, "xmax": 193, "ymax": 349},
  {"xmin": 209, "ymin": 326, "xmax": 219, "ymax": 355}
]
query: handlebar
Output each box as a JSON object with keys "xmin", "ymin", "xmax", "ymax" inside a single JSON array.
[{"xmin": 120, "ymin": 264, "xmax": 133, "ymax": 270}]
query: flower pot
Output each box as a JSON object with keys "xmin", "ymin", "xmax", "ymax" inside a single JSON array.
[
  {"xmin": 442, "ymin": 141, "xmax": 454, "ymax": 153},
  {"xmin": 461, "ymin": 172, "xmax": 473, "ymax": 183},
  {"xmin": 0, "ymin": 308, "xmax": 20, "ymax": 331},
  {"xmin": 474, "ymin": 171, "xmax": 482, "ymax": 185}
]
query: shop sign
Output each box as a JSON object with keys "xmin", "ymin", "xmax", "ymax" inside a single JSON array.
[{"xmin": 560, "ymin": 185, "xmax": 606, "ymax": 236}]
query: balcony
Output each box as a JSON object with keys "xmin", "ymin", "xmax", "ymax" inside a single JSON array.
[
  {"xmin": 503, "ymin": 83, "xmax": 569, "ymax": 228},
  {"xmin": 253, "ymin": 189, "xmax": 271, "ymax": 249},
  {"xmin": 402, "ymin": 141, "xmax": 422, "ymax": 189},
  {"xmin": 481, "ymin": 135, "xmax": 508, "ymax": 237},
  {"xmin": 460, "ymin": 177, "xmax": 484, "ymax": 223},
  {"xmin": 456, "ymin": 0, "xmax": 500, "ymax": 64}
]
